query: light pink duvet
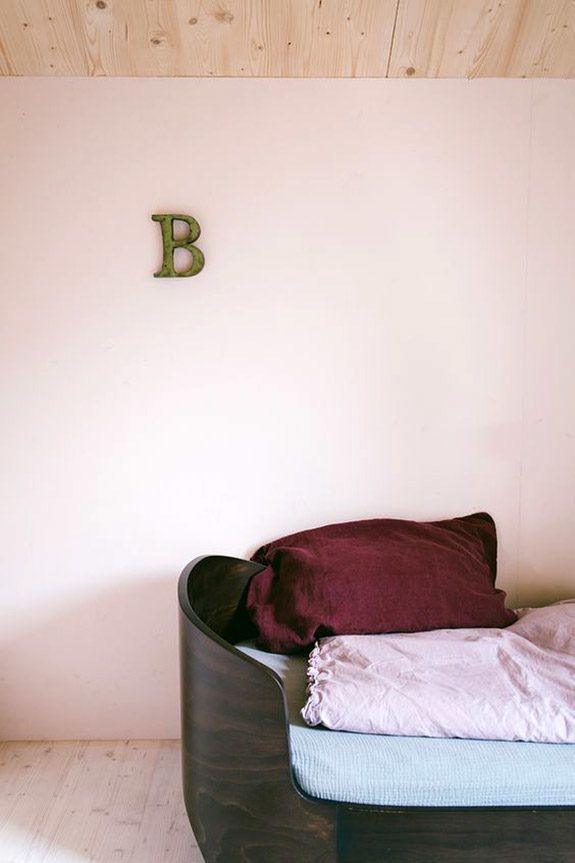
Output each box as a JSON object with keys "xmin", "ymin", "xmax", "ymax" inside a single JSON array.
[{"xmin": 302, "ymin": 600, "xmax": 575, "ymax": 743}]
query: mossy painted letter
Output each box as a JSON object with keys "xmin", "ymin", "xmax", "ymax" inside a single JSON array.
[{"xmin": 152, "ymin": 214, "xmax": 205, "ymax": 277}]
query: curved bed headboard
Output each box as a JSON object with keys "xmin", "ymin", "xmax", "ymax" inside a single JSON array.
[
  {"xmin": 178, "ymin": 554, "xmax": 264, "ymax": 643},
  {"xmin": 177, "ymin": 555, "xmax": 335, "ymax": 863}
]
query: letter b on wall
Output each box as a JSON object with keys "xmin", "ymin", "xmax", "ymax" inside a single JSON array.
[{"xmin": 152, "ymin": 214, "xmax": 205, "ymax": 277}]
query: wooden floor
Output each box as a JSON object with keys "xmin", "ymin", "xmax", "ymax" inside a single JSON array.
[{"xmin": 0, "ymin": 741, "xmax": 204, "ymax": 863}]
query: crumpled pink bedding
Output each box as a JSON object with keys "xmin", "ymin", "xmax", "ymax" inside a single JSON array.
[{"xmin": 302, "ymin": 600, "xmax": 575, "ymax": 743}]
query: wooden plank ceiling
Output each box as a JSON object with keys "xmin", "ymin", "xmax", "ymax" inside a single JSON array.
[{"xmin": 1, "ymin": 0, "xmax": 574, "ymax": 78}]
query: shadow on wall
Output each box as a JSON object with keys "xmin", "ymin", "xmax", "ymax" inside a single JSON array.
[
  {"xmin": 0, "ymin": 575, "xmax": 182, "ymax": 740},
  {"xmin": 517, "ymin": 578, "xmax": 575, "ymax": 610}
]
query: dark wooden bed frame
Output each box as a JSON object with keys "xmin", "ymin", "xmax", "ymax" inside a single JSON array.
[{"xmin": 178, "ymin": 555, "xmax": 574, "ymax": 863}]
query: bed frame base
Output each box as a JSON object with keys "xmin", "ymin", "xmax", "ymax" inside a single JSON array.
[{"xmin": 338, "ymin": 806, "xmax": 574, "ymax": 863}]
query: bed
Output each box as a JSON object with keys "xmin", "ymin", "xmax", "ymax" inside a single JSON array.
[{"xmin": 178, "ymin": 554, "xmax": 575, "ymax": 863}]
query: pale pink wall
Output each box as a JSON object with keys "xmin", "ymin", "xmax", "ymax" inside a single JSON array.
[
  {"xmin": 520, "ymin": 82, "xmax": 575, "ymax": 603},
  {"xmin": 0, "ymin": 78, "xmax": 573, "ymax": 739}
]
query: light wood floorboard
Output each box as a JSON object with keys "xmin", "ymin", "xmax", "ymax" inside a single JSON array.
[{"xmin": 0, "ymin": 741, "xmax": 204, "ymax": 863}]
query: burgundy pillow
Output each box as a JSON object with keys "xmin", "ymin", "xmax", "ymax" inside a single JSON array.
[{"xmin": 246, "ymin": 512, "xmax": 516, "ymax": 653}]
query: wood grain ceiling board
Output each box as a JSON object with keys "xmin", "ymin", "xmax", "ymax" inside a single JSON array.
[
  {"xmin": 387, "ymin": 0, "xmax": 575, "ymax": 78},
  {"xmin": 0, "ymin": 0, "xmax": 397, "ymax": 77},
  {"xmin": 0, "ymin": 0, "xmax": 574, "ymax": 77}
]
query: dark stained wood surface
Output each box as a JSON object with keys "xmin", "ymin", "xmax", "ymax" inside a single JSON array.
[
  {"xmin": 338, "ymin": 806, "xmax": 575, "ymax": 863},
  {"xmin": 181, "ymin": 554, "xmax": 263, "ymax": 643},
  {"xmin": 179, "ymin": 556, "xmax": 336, "ymax": 863}
]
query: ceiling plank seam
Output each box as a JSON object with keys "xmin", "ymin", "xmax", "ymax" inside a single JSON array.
[{"xmin": 385, "ymin": 0, "xmax": 402, "ymax": 78}]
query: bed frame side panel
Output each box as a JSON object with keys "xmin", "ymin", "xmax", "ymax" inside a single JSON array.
[
  {"xmin": 337, "ymin": 805, "xmax": 575, "ymax": 863},
  {"xmin": 179, "ymin": 556, "xmax": 336, "ymax": 863}
]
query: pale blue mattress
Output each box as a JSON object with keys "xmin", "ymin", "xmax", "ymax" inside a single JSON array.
[{"xmin": 237, "ymin": 641, "xmax": 575, "ymax": 808}]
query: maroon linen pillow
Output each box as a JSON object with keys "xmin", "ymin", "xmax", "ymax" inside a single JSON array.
[{"xmin": 246, "ymin": 512, "xmax": 516, "ymax": 653}]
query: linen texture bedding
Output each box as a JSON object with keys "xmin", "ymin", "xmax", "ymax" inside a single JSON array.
[
  {"xmin": 237, "ymin": 638, "xmax": 575, "ymax": 806},
  {"xmin": 248, "ymin": 512, "xmax": 516, "ymax": 653},
  {"xmin": 302, "ymin": 601, "xmax": 575, "ymax": 743}
]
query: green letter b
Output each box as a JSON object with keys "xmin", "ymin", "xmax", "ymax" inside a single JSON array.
[{"xmin": 152, "ymin": 214, "xmax": 205, "ymax": 277}]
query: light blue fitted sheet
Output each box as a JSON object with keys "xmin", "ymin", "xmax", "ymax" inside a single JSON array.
[{"xmin": 237, "ymin": 641, "xmax": 575, "ymax": 808}]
